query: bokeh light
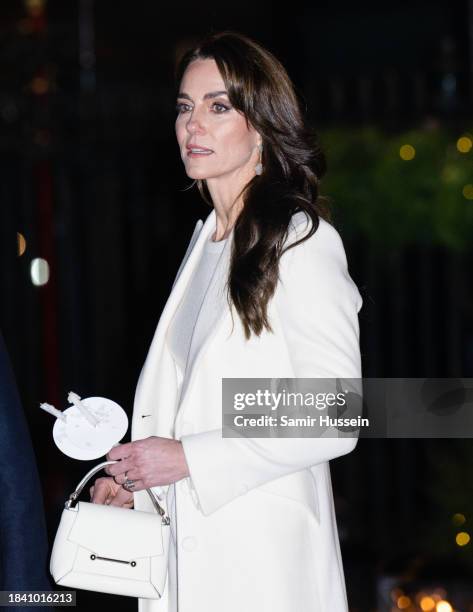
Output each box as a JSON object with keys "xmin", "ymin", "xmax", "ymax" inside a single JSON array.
[
  {"xmin": 17, "ymin": 232, "xmax": 26, "ymax": 256},
  {"xmin": 31, "ymin": 76, "xmax": 48, "ymax": 95},
  {"xmin": 397, "ymin": 595, "xmax": 411, "ymax": 609},
  {"xmin": 420, "ymin": 595, "xmax": 436, "ymax": 610},
  {"xmin": 452, "ymin": 513, "xmax": 466, "ymax": 526},
  {"xmin": 456, "ymin": 136, "xmax": 472, "ymax": 153},
  {"xmin": 400, "ymin": 144, "xmax": 415, "ymax": 160},
  {"xmin": 24, "ymin": 0, "xmax": 45, "ymax": 17},
  {"xmin": 30, "ymin": 258, "xmax": 49, "ymax": 286},
  {"xmin": 462, "ymin": 184, "xmax": 473, "ymax": 200},
  {"xmin": 455, "ymin": 531, "xmax": 470, "ymax": 546}
]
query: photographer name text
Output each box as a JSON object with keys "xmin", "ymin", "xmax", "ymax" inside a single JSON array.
[{"xmin": 232, "ymin": 415, "xmax": 369, "ymax": 428}]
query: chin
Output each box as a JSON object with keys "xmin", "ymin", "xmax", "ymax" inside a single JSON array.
[{"xmin": 185, "ymin": 169, "xmax": 213, "ymax": 180}]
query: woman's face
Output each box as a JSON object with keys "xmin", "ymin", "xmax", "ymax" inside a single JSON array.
[{"xmin": 175, "ymin": 58, "xmax": 261, "ymax": 183}]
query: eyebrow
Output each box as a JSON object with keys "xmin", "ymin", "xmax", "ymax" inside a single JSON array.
[{"xmin": 177, "ymin": 90, "xmax": 228, "ymax": 101}]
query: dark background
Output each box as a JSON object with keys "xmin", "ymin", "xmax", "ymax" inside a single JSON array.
[{"xmin": 1, "ymin": 1, "xmax": 473, "ymax": 610}]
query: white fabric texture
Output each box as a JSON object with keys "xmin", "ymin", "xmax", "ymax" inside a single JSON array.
[{"xmin": 166, "ymin": 231, "xmax": 227, "ymax": 377}]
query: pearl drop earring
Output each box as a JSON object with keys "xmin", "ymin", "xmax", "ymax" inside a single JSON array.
[{"xmin": 255, "ymin": 143, "xmax": 263, "ymax": 175}]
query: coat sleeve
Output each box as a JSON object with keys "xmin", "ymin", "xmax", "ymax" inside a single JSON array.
[
  {"xmin": 180, "ymin": 215, "xmax": 363, "ymax": 516},
  {"xmin": 0, "ymin": 332, "xmax": 53, "ymax": 603}
]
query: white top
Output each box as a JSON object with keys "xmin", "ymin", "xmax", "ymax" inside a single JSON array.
[{"xmin": 166, "ymin": 228, "xmax": 227, "ymax": 377}]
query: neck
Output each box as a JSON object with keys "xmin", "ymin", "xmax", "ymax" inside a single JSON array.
[
  {"xmin": 205, "ymin": 166, "xmax": 254, "ymax": 241},
  {"xmin": 209, "ymin": 200, "xmax": 243, "ymax": 241}
]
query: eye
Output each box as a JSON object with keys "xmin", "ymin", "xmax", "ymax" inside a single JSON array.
[
  {"xmin": 212, "ymin": 102, "xmax": 230, "ymax": 113},
  {"xmin": 176, "ymin": 102, "xmax": 191, "ymax": 114}
]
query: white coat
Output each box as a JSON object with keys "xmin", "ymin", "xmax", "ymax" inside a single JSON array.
[{"xmin": 131, "ymin": 207, "xmax": 363, "ymax": 612}]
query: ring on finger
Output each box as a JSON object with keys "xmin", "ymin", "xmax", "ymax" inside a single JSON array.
[{"xmin": 123, "ymin": 479, "xmax": 136, "ymax": 491}]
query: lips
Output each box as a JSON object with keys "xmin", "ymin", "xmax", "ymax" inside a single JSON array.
[
  {"xmin": 186, "ymin": 144, "xmax": 213, "ymax": 152},
  {"xmin": 186, "ymin": 145, "xmax": 214, "ymax": 158}
]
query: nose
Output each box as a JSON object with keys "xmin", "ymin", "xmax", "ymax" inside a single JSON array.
[{"xmin": 185, "ymin": 108, "xmax": 206, "ymax": 135}]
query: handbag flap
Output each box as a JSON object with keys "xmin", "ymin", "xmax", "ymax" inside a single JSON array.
[{"xmin": 67, "ymin": 502, "xmax": 165, "ymax": 559}]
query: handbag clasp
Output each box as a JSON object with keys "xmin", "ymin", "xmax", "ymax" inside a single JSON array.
[{"xmin": 90, "ymin": 554, "xmax": 137, "ymax": 567}]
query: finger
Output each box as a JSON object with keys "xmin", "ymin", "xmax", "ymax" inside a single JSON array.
[
  {"xmin": 109, "ymin": 486, "xmax": 135, "ymax": 507},
  {"xmin": 122, "ymin": 468, "xmax": 140, "ymax": 481},
  {"xmin": 89, "ymin": 485, "xmax": 94, "ymax": 500},
  {"xmin": 103, "ymin": 462, "xmax": 115, "ymax": 475},
  {"xmin": 113, "ymin": 473, "xmax": 129, "ymax": 485},
  {"xmin": 105, "ymin": 444, "xmax": 119, "ymax": 462},
  {"xmin": 106, "ymin": 458, "xmax": 134, "ymax": 477},
  {"xmin": 106, "ymin": 442, "xmax": 125, "ymax": 462},
  {"xmin": 107, "ymin": 441, "xmax": 134, "ymax": 462},
  {"xmin": 92, "ymin": 481, "xmax": 112, "ymax": 504}
]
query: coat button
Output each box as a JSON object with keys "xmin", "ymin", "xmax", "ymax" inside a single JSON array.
[{"xmin": 181, "ymin": 536, "xmax": 197, "ymax": 552}]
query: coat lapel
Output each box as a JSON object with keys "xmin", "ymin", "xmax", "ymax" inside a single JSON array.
[
  {"xmin": 171, "ymin": 218, "xmax": 204, "ymax": 290},
  {"xmin": 133, "ymin": 206, "xmax": 234, "ymax": 436},
  {"xmin": 132, "ymin": 212, "xmax": 210, "ymax": 438}
]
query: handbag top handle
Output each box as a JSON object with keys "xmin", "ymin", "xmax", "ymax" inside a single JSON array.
[{"xmin": 65, "ymin": 460, "xmax": 171, "ymax": 526}]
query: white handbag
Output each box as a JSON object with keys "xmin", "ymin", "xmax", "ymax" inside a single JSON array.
[{"xmin": 50, "ymin": 460, "xmax": 171, "ymax": 599}]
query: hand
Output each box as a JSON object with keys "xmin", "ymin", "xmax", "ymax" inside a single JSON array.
[
  {"xmin": 89, "ymin": 476, "xmax": 134, "ymax": 508},
  {"xmin": 103, "ymin": 436, "xmax": 190, "ymax": 492}
]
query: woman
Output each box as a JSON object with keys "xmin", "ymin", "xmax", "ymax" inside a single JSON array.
[{"xmin": 91, "ymin": 31, "xmax": 363, "ymax": 612}]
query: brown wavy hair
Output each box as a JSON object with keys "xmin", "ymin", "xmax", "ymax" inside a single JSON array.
[{"xmin": 175, "ymin": 31, "xmax": 330, "ymax": 339}]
